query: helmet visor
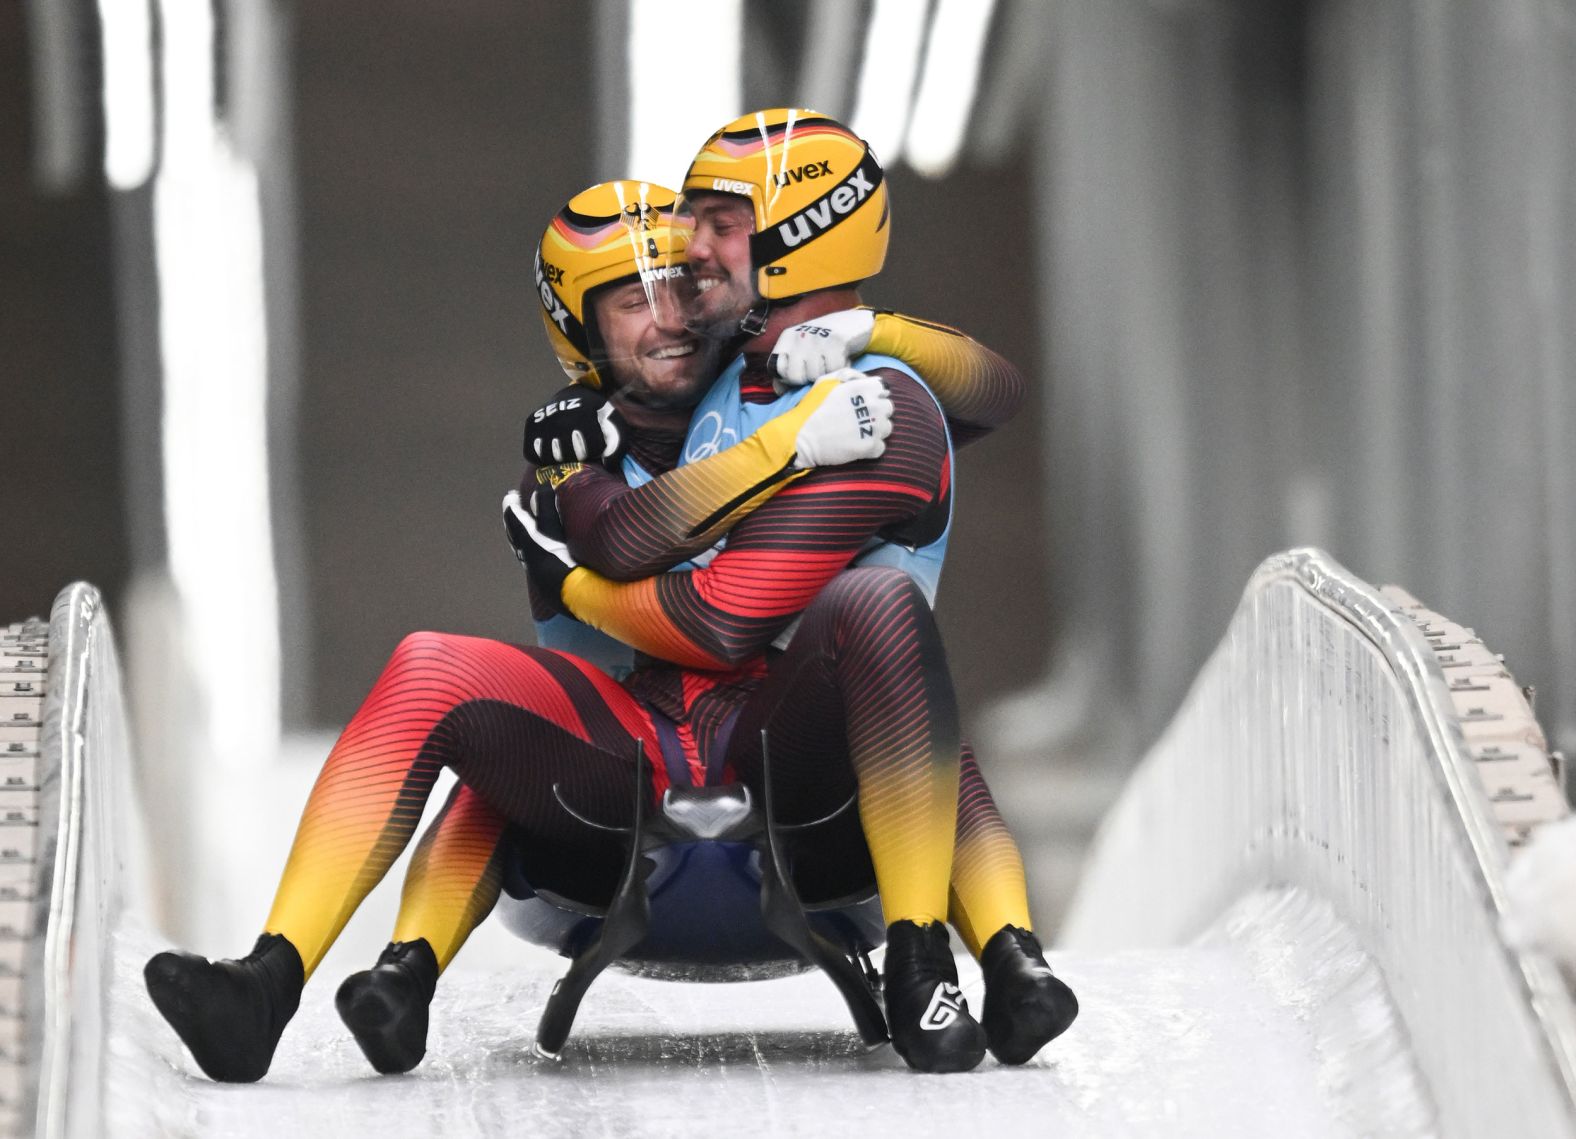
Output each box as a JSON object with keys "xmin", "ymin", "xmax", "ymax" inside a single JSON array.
[
  {"xmin": 659, "ymin": 188, "xmax": 764, "ymax": 341},
  {"xmin": 581, "ymin": 203, "xmax": 721, "ymax": 409}
]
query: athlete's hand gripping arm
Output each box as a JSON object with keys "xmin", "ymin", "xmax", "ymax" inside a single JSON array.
[
  {"xmin": 503, "ymin": 487, "xmax": 576, "ymax": 613},
  {"xmin": 540, "ymin": 371, "xmax": 893, "ymax": 581},
  {"xmin": 524, "ymin": 385, "xmax": 630, "ymax": 466},
  {"xmin": 768, "ymin": 307, "xmax": 1025, "ymax": 447},
  {"xmin": 555, "ymin": 370, "xmax": 949, "ymax": 670}
]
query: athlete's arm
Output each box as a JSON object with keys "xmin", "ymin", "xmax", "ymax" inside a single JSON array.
[
  {"xmin": 770, "ymin": 307, "xmax": 1026, "ymax": 447},
  {"xmin": 557, "ymin": 371, "xmax": 948, "ymax": 670},
  {"xmin": 546, "ymin": 372, "xmax": 891, "ymax": 581},
  {"xmin": 867, "ymin": 311, "xmax": 1024, "ymax": 445}
]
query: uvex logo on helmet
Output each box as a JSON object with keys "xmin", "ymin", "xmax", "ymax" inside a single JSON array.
[
  {"xmin": 535, "ymin": 246, "xmax": 571, "ymax": 335},
  {"xmin": 776, "ymin": 166, "xmax": 877, "ymax": 249},
  {"xmin": 773, "ymin": 160, "xmax": 833, "ymax": 186}
]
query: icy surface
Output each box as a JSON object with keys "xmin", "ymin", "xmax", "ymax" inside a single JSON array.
[
  {"xmin": 106, "ymin": 918, "xmax": 1361, "ymax": 1139},
  {"xmin": 1063, "ymin": 553, "xmax": 1576, "ymax": 1135},
  {"xmin": 1198, "ymin": 889, "xmax": 1435, "ymax": 1137}
]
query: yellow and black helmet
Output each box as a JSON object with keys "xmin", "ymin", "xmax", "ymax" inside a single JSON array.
[
  {"xmin": 681, "ymin": 108, "xmax": 889, "ymax": 301},
  {"xmin": 535, "ymin": 180, "xmax": 686, "ymax": 389}
]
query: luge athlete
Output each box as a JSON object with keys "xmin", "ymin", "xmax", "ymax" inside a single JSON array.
[
  {"xmin": 143, "ymin": 113, "xmax": 1073, "ymax": 1083},
  {"xmin": 506, "ymin": 110, "xmax": 1075, "ymax": 1073}
]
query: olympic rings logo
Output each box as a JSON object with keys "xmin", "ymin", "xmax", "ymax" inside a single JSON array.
[{"xmin": 684, "ymin": 411, "xmax": 739, "ymax": 462}]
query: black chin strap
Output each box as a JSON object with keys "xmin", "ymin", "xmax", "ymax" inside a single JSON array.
[{"xmin": 738, "ymin": 300, "xmax": 771, "ymax": 338}]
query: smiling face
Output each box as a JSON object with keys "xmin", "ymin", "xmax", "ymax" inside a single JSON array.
[
  {"xmin": 592, "ymin": 279, "xmax": 719, "ymax": 409},
  {"xmin": 680, "ymin": 193, "xmax": 759, "ymax": 338}
]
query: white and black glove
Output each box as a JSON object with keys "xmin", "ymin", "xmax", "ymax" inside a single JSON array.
[
  {"xmin": 791, "ymin": 370, "xmax": 894, "ymax": 469},
  {"xmin": 767, "ymin": 308, "xmax": 877, "ymax": 392},
  {"xmin": 502, "ymin": 487, "xmax": 577, "ymax": 613},
  {"xmin": 523, "ymin": 385, "xmax": 628, "ymax": 467}
]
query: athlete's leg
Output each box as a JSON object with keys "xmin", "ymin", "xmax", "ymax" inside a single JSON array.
[
  {"xmin": 144, "ymin": 631, "xmax": 659, "ymax": 1082},
  {"xmin": 262, "ymin": 633, "xmax": 656, "ymax": 974},
  {"xmin": 391, "ymin": 782, "xmax": 509, "ymax": 966},
  {"xmin": 947, "ymin": 742, "xmax": 1078, "ymax": 1064},
  {"xmin": 334, "ymin": 781, "xmax": 509, "ymax": 1074},
  {"xmin": 724, "ymin": 566, "xmax": 983, "ymax": 1073},
  {"xmin": 727, "ymin": 568, "xmax": 961, "ymax": 926},
  {"xmin": 948, "ymin": 743, "xmax": 1032, "ymax": 956}
]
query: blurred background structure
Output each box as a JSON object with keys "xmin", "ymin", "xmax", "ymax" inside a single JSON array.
[{"xmin": 4, "ymin": 0, "xmax": 1574, "ymax": 948}]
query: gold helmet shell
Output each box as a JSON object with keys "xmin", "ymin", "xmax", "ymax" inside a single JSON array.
[
  {"xmin": 681, "ymin": 108, "xmax": 889, "ymax": 301},
  {"xmin": 535, "ymin": 180, "xmax": 685, "ymax": 389}
]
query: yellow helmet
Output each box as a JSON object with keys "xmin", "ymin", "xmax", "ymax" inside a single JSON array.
[
  {"xmin": 681, "ymin": 108, "xmax": 889, "ymax": 302},
  {"xmin": 535, "ymin": 180, "xmax": 686, "ymax": 389}
]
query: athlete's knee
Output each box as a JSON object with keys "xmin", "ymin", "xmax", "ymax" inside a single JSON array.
[
  {"xmin": 812, "ymin": 567, "xmax": 931, "ymax": 636},
  {"xmin": 392, "ymin": 630, "xmax": 544, "ymax": 666},
  {"xmin": 817, "ymin": 566, "xmax": 926, "ymax": 614},
  {"xmin": 383, "ymin": 631, "xmax": 533, "ymax": 690},
  {"xmin": 392, "ymin": 630, "xmax": 440, "ymax": 657},
  {"xmin": 389, "ymin": 630, "xmax": 470, "ymax": 669}
]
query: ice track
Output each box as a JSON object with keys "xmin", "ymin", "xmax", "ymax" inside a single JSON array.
[
  {"xmin": 23, "ymin": 552, "xmax": 1576, "ymax": 1136},
  {"xmin": 111, "ymin": 902, "xmax": 1368, "ymax": 1139}
]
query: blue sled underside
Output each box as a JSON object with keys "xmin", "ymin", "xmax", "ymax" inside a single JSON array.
[
  {"xmin": 497, "ymin": 769, "xmax": 893, "ymax": 1053},
  {"xmin": 496, "ymin": 837, "xmax": 887, "ymax": 983},
  {"xmin": 491, "ymin": 784, "xmax": 888, "ymax": 989}
]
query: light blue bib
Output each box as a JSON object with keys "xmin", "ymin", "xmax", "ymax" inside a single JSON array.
[{"xmin": 535, "ymin": 353, "xmax": 954, "ymax": 671}]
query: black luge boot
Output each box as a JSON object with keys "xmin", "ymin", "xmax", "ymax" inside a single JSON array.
[
  {"xmin": 335, "ymin": 939, "xmax": 440, "ymax": 1075},
  {"xmin": 144, "ymin": 932, "xmax": 304, "ymax": 1083},
  {"xmin": 980, "ymin": 925, "xmax": 1079, "ymax": 1065},
  {"xmin": 882, "ymin": 920, "xmax": 986, "ymax": 1073}
]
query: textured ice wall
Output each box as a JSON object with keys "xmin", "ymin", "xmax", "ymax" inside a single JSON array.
[
  {"xmin": 33, "ymin": 584, "xmax": 137, "ymax": 1139},
  {"xmin": 1062, "ymin": 548, "xmax": 1576, "ymax": 1137}
]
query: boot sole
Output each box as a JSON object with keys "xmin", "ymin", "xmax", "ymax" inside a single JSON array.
[
  {"xmin": 986, "ymin": 976, "xmax": 1079, "ymax": 1065},
  {"xmin": 144, "ymin": 954, "xmax": 272, "ymax": 1083},
  {"xmin": 336, "ymin": 974, "xmax": 427, "ymax": 1075},
  {"xmin": 894, "ymin": 1046, "xmax": 988, "ymax": 1074}
]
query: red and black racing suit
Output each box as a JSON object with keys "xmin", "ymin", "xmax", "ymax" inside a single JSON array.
[{"xmin": 264, "ymin": 332, "xmax": 1034, "ymax": 977}]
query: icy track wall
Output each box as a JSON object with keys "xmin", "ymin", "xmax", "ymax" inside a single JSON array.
[
  {"xmin": 27, "ymin": 584, "xmax": 132, "ymax": 1139},
  {"xmin": 1062, "ymin": 548, "xmax": 1576, "ymax": 1137}
]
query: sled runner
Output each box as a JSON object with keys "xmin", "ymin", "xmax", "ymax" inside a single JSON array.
[{"xmin": 494, "ymin": 733, "xmax": 890, "ymax": 1056}]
